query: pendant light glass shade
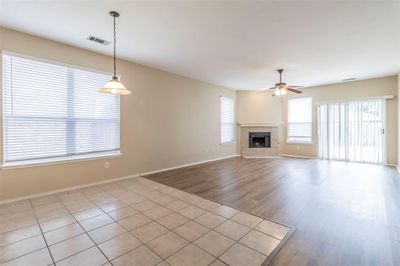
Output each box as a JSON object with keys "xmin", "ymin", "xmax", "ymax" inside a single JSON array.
[
  {"xmin": 100, "ymin": 11, "xmax": 130, "ymax": 96},
  {"xmin": 100, "ymin": 76, "xmax": 130, "ymax": 95}
]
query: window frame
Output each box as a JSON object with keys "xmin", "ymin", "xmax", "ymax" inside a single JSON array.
[
  {"xmin": 220, "ymin": 95, "xmax": 235, "ymax": 144},
  {"xmin": 287, "ymin": 97, "xmax": 313, "ymax": 144},
  {"xmin": 1, "ymin": 51, "xmax": 121, "ymax": 168}
]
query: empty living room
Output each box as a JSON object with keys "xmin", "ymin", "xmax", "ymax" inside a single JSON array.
[{"xmin": 0, "ymin": 1, "xmax": 399, "ymax": 266}]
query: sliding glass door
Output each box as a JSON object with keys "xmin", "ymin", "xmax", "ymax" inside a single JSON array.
[{"xmin": 317, "ymin": 99, "xmax": 385, "ymax": 164}]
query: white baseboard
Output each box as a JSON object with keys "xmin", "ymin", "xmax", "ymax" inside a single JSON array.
[
  {"xmin": 279, "ymin": 154, "xmax": 317, "ymax": 159},
  {"xmin": 397, "ymin": 165, "xmax": 400, "ymax": 174},
  {"xmin": 242, "ymin": 156, "xmax": 283, "ymax": 159},
  {"xmin": 140, "ymin": 154, "xmax": 240, "ymax": 176},
  {"xmin": 0, "ymin": 154, "xmax": 239, "ymax": 205}
]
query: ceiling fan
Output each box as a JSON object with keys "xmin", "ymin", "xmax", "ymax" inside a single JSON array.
[{"xmin": 258, "ymin": 69, "xmax": 303, "ymax": 96}]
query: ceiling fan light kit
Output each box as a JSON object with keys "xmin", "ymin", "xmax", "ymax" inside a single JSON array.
[
  {"xmin": 260, "ymin": 69, "xmax": 304, "ymax": 97},
  {"xmin": 99, "ymin": 11, "xmax": 131, "ymax": 95},
  {"xmin": 274, "ymin": 88, "xmax": 287, "ymax": 96}
]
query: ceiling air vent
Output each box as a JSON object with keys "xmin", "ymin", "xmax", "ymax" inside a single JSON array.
[{"xmin": 87, "ymin": 35, "xmax": 111, "ymax": 45}]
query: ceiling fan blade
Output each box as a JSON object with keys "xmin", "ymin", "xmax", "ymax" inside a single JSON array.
[
  {"xmin": 289, "ymin": 85, "xmax": 304, "ymax": 88},
  {"xmin": 287, "ymin": 87, "xmax": 303, "ymax": 94},
  {"xmin": 256, "ymin": 87, "xmax": 276, "ymax": 94}
]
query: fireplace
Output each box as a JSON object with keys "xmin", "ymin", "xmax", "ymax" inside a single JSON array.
[
  {"xmin": 249, "ymin": 132, "xmax": 271, "ymax": 148},
  {"xmin": 240, "ymin": 124, "xmax": 279, "ymax": 157}
]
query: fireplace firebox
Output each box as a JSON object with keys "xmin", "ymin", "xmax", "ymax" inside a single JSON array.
[{"xmin": 249, "ymin": 132, "xmax": 271, "ymax": 148}]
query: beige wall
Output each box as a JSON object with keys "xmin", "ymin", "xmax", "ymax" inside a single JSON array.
[
  {"xmin": 0, "ymin": 28, "xmax": 237, "ymax": 200},
  {"xmin": 236, "ymin": 91, "xmax": 285, "ymax": 154},
  {"xmin": 237, "ymin": 76, "xmax": 398, "ymax": 164}
]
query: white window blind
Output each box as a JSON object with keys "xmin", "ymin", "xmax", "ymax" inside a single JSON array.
[
  {"xmin": 287, "ymin": 97, "xmax": 312, "ymax": 143},
  {"xmin": 2, "ymin": 52, "xmax": 120, "ymax": 164},
  {"xmin": 221, "ymin": 96, "xmax": 234, "ymax": 143},
  {"xmin": 317, "ymin": 99, "xmax": 385, "ymax": 164}
]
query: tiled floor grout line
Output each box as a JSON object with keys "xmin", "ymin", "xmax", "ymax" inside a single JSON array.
[
  {"xmin": 93, "ymin": 177, "xmax": 281, "ymax": 264},
  {"xmin": 144, "ymin": 178, "xmax": 287, "ymax": 241},
  {"xmin": 103, "ymin": 195, "xmax": 216, "ymax": 263},
  {"xmin": 127, "ymin": 180, "xmax": 234, "ymax": 264},
  {"xmin": 125, "ymin": 189, "xmax": 279, "ymax": 265},
  {"xmin": 72, "ymin": 183, "xmax": 188, "ymax": 265},
  {"xmin": 74, "ymin": 187, "xmax": 168, "ymax": 264},
  {"xmin": 102, "ymin": 210, "xmax": 170, "ymax": 263},
  {"xmin": 0, "ymin": 217, "xmax": 38, "ymax": 236},
  {"xmin": 138, "ymin": 178, "xmax": 281, "ymax": 261},
  {"xmin": 94, "ymin": 179, "xmax": 218, "ymax": 264},
  {"xmin": 111, "ymin": 207, "xmax": 196, "ymax": 263},
  {"xmin": 28, "ymin": 199, "xmax": 57, "ymax": 266},
  {"xmin": 0, "ymin": 243, "xmax": 53, "ymax": 265},
  {"xmin": 32, "ymin": 185, "xmax": 238, "ymax": 231},
  {"xmin": 0, "ymin": 227, "xmax": 42, "ymax": 248},
  {"xmin": 1, "ymin": 176, "xmax": 289, "ymax": 266},
  {"xmin": 117, "ymin": 179, "xmax": 271, "ymax": 263},
  {"xmin": 1, "ymin": 204, "xmax": 244, "ymax": 266},
  {"xmin": 54, "ymin": 193, "xmax": 114, "ymax": 266},
  {"xmin": 0, "ymin": 234, "xmax": 55, "ymax": 265},
  {"xmin": 48, "ymin": 231, "xmax": 88, "ymax": 250},
  {"xmin": 1, "ymin": 187, "xmax": 281, "ymax": 247},
  {"xmin": 114, "ymin": 215, "xmax": 192, "ymax": 263},
  {"xmin": 160, "ymin": 211, "xmax": 267, "ymax": 264},
  {"xmin": 57, "ymin": 188, "xmax": 165, "ymax": 263},
  {"xmin": 26, "ymin": 186, "xmax": 163, "ymax": 264},
  {"xmin": 142, "ymin": 174, "xmax": 294, "ymax": 229},
  {"xmin": 96, "ymin": 185, "xmax": 190, "ymax": 264}
]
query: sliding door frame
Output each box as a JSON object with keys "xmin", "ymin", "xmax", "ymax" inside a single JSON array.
[
  {"xmin": 382, "ymin": 100, "xmax": 387, "ymax": 165},
  {"xmin": 317, "ymin": 97, "xmax": 388, "ymax": 165}
]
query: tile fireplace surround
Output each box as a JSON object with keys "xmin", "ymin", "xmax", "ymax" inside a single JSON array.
[
  {"xmin": 0, "ymin": 176, "xmax": 294, "ymax": 266},
  {"xmin": 240, "ymin": 124, "xmax": 280, "ymax": 158}
]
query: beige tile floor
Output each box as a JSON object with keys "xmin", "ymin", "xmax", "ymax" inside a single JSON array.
[{"xmin": 0, "ymin": 176, "xmax": 292, "ymax": 266}]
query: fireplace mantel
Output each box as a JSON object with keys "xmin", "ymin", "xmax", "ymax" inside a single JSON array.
[{"xmin": 238, "ymin": 123, "xmax": 283, "ymax": 128}]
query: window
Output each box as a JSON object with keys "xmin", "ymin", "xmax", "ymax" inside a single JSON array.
[
  {"xmin": 220, "ymin": 96, "xmax": 235, "ymax": 143},
  {"xmin": 2, "ymin": 52, "xmax": 120, "ymax": 165},
  {"xmin": 287, "ymin": 97, "xmax": 312, "ymax": 143}
]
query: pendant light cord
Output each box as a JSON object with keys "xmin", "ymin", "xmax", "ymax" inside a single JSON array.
[{"xmin": 113, "ymin": 14, "xmax": 117, "ymax": 77}]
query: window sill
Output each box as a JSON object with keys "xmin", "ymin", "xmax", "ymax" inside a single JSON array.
[
  {"xmin": 0, "ymin": 151, "xmax": 121, "ymax": 170},
  {"xmin": 220, "ymin": 141, "xmax": 235, "ymax": 145}
]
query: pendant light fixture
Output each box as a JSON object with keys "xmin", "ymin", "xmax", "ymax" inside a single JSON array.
[{"xmin": 99, "ymin": 11, "xmax": 131, "ymax": 95}]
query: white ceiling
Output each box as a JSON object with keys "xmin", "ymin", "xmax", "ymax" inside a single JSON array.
[{"xmin": 1, "ymin": 1, "xmax": 399, "ymax": 90}]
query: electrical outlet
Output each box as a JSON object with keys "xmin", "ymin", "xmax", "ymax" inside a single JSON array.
[{"xmin": 104, "ymin": 161, "xmax": 110, "ymax": 169}]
